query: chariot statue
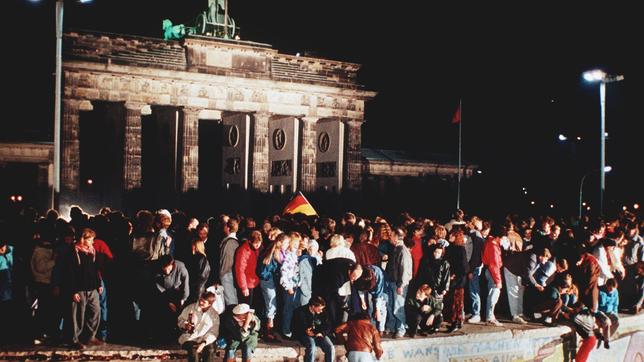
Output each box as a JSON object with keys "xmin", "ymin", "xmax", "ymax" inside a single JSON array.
[
  {"xmin": 194, "ymin": 0, "xmax": 238, "ymax": 39},
  {"xmin": 163, "ymin": 0, "xmax": 239, "ymax": 40}
]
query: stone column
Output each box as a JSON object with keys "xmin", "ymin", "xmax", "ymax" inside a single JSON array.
[
  {"xmin": 61, "ymin": 99, "xmax": 81, "ymax": 192},
  {"xmin": 180, "ymin": 107, "xmax": 200, "ymax": 192},
  {"xmin": 300, "ymin": 117, "xmax": 318, "ymax": 192},
  {"xmin": 344, "ymin": 119, "xmax": 363, "ymax": 191},
  {"xmin": 252, "ymin": 113, "xmax": 270, "ymax": 192},
  {"xmin": 123, "ymin": 102, "xmax": 144, "ymax": 190}
]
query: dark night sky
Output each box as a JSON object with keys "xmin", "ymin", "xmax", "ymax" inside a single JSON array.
[{"xmin": 5, "ymin": 0, "xmax": 641, "ymax": 208}]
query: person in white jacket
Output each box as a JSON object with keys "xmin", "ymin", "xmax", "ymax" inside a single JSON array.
[{"xmin": 177, "ymin": 291, "xmax": 220, "ymax": 362}]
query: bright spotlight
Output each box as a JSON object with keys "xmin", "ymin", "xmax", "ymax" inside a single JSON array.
[
  {"xmin": 558, "ymin": 134, "xmax": 568, "ymax": 141},
  {"xmin": 583, "ymin": 69, "xmax": 607, "ymax": 82}
]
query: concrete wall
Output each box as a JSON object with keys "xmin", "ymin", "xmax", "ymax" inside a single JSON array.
[{"xmin": 3, "ymin": 314, "xmax": 641, "ymax": 361}]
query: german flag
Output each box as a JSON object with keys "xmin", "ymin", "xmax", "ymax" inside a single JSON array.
[{"xmin": 282, "ymin": 191, "xmax": 318, "ymax": 216}]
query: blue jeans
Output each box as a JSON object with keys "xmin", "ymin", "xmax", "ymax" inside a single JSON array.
[
  {"xmin": 299, "ymin": 335, "xmax": 335, "ymax": 362},
  {"xmin": 260, "ymin": 278, "xmax": 277, "ymax": 320},
  {"xmin": 221, "ymin": 272, "xmax": 238, "ymax": 306},
  {"xmin": 468, "ymin": 265, "xmax": 482, "ymax": 317},
  {"xmin": 367, "ymin": 294, "xmax": 387, "ymax": 332},
  {"xmin": 485, "ymin": 269, "xmax": 501, "ymax": 321},
  {"xmin": 348, "ymin": 351, "xmax": 376, "ymax": 362},
  {"xmin": 281, "ymin": 288, "xmax": 297, "ymax": 335},
  {"xmin": 98, "ymin": 279, "xmax": 108, "ymax": 340},
  {"xmin": 384, "ymin": 281, "xmax": 407, "ymax": 335}
]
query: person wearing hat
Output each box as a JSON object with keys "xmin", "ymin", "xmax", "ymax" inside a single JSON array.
[
  {"xmin": 221, "ymin": 303, "xmax": 260, "ymax": 362},
  {"xmin": 177, "ymin": 291, "xmax": 220, "ymax": 362}
]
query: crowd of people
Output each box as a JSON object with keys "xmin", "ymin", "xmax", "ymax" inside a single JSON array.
[{"xmin": 0, "ymin": 205, "xmax": 643, "ymax": 362}]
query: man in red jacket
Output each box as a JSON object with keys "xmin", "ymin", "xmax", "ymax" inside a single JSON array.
[
  {"xmin": 235, "ymin": 230, "xmax": 263, "ymax": 307},
  {"xmin": 482, "ymin": 224, "xmax": 504, "ymax": 326}
]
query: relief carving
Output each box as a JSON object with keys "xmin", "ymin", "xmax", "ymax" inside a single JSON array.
[
  {"xmin": 271, "ymin": 160, "xmax": 292, "ymax": 177},
  {"xmin": 317, "ymin": 162, "xmax": 336, "ymax": 177},
  {"xmin": 318, "ymin": 132, "xmax": 330, "ymax": 153},
  {"xmin": 227, "ymin": 125, "xmax": 239, "ymax": 147},
  {"xmin": 225, "ymin": 157, "xmax": 241, "ymax": 175},
  {"xmin": 273, "ymin": 128, "xmax": 286, "ymax": 150}
]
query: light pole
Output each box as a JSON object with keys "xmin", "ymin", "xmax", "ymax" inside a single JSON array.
[
  {"xmin": 579, "ymin": 166, "xmax": 612, "ymax": 219},
  {"xmin": 52, "ymin": 0, "xmax": 63, "ymax": 210},
  {"xmin": 50, "ymin": 0, "xmax": 91, "ymax": 209},
  {"xmin": 582, "ymin": 69, "xmax": 624, "ymax": 216}
]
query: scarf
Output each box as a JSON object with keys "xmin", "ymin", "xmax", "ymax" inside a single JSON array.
[{"xmin": 74, "ymin": 243, "xmax": 96, "ymax": 265}]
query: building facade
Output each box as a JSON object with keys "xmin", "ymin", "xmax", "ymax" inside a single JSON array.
[{"xmin": 59, "ymin": 30, "xmax": 375, "ymax": 203}]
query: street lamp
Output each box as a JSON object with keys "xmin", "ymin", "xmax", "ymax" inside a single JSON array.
[
  {"xmin": 579, "ymin": 166, "xmax": 612, "ymax": 219},
  {"xmin": 582, "ymin": 69, "xmax": 624, "ymax": 216},
  {"xmin": 49, "ymin": 0, "xmax": 92, "ymax": 209}
]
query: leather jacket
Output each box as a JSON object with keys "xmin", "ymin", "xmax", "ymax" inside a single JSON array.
[{"xmin": 334, "ymin": 319, "xmax": 383, "ymax": 360}]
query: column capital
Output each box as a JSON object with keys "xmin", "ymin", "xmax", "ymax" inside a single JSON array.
[
  {"xmin": 182, "ymin": 106, "xmax": 202, "ymax": 116},
  {"xmin": 62, "ymin": 98, "xmax": 81, "ymax": 110},
  {"xmin": 343, "ymin": 118, "xmax": 363, "ymax": 127},
  {"xmin": 300, "ymin": 116, "xmax": 320, "ymax": 124},
  {"xmin": 124, "ymin": 102, "xmax": 150, "ymax": 115},
  {"xmin": 78, "ymin": 100, "xmax": 94, "ymax": 111}
]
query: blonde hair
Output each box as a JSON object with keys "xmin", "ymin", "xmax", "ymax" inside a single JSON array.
[
  {"xmin": 434, "ymin": 225, "xmax": 447, "ymax": 239},
  {"xmin": 329, "ymin": 234, "xmax": 345, "ymax": 248},
  {"xmin": 192, "ymin": 239, "xmax": 206, "ymax": 256},
  {"xmin": 268, "ymin": 227, "xmax": 282, "ymax": 241},
  {"xmin": 263, "ymin": 233, "xmax": 287, "ymax": 265},
  {"xmin": 289, "ymin": 232, "xmax": 302, "ymax": 251},
  {"xmin": 81, "ymin": 228, "xmax": 96, "ymax": 240},
  {"xmin": 376, "ymin": 223, "xmax": 392, "ymax": 242}
]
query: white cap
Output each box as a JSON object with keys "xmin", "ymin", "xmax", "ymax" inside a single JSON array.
[{"xmin": 232, "ymin": 303, "xmax": 254, "ymax": 315}]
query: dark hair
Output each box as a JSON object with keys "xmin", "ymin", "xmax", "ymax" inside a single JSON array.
[
  {"xmin": 158, "ymin": 255, "xmax": 174, "ymax": 267},
  {"xmin": 489, "ymin": 222, "xmax": 507, "ymax": 238},
  {"xmin": 554, "ymin": 274, "xmax": 570, "ymax": 290},
  {"xmin": 201, "ymin": 291, "xmax": 216, "ymax": 304},
  {"xmin": 601, "ymin": 238, "xmax": 617, "ymax": 248},
  {"xmin": 605, "ymin": 278, "xmax": 618, "ymax": 289},
  {"xmin": 354, "ymin": 266, "xmax": 377, "ymax": 291},
  {"xmin": 0, "ymin": 240, "xmax": 7, "ymax": 248},
  {"xmin": 588, "ymin": 219, "xmax": 604, "ymax": 234},
  {"xmin": 309, "ymin": 296, "xmax": 326, "ymax": 307},
  {"xmin": 556, "ymin": 258, "xmax": 568, "ymax": 270}
]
